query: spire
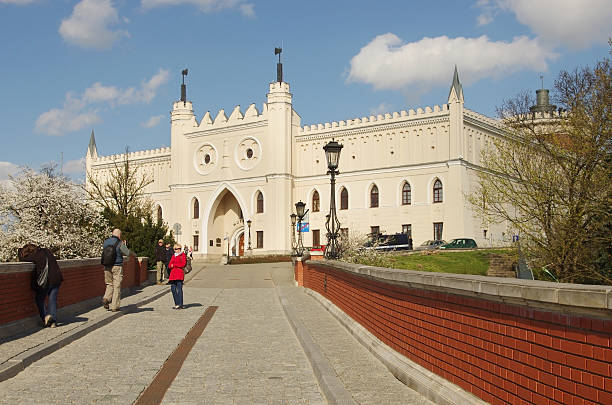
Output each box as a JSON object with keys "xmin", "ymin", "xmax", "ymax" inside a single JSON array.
[
  {"xmin": 87, "ymin": 130, "xmax": 98, "ymax": 157},
  {"xmin": 447, "ymin": 65, "xmax": 464, "ymax": 103}
]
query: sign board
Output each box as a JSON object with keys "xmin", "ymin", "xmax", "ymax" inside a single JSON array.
[{"xmin": 298, "ymin": 222, "xmax": 309, "ymax": 232}]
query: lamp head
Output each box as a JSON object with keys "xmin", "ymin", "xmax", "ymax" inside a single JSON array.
[
  {"xmin": 295, "ymin": 201, "xmax": 306, "ymax": 218},
  {"xmin": 323, "ymin": 139, "xmax": 343, "ymax": 171},
  {"xmin": 247, "ymin": 219, "xmax": 252, "ymax": 226},
  {"xmin": 290, "ymin": 213, "xmax": 297, "ymax": 226}
]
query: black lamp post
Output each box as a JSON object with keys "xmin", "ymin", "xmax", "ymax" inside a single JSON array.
[
  {"xmin": 323, "ymin": 139, "xmax": 343, "ymax": 259},
  {"xmin": 290, "ymin": 213, "xmax": 297, "ymax": 255},
  {"xmin": 295, "ymin": 201, "xmax": 307, "ymax": 256},
  {"xmin": 246, "ymin": 219, "xmax": 252, "ymax": 250}
]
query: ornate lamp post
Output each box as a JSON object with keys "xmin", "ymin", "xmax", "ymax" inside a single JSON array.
[
  {"xmin": 295, "ymin": 201, "xmax": 307, "ymax": 256},
  {"xmin": 290, "ymin": 213, "xmax": 297, "ymax": 255},
  {"xmin": 246, "ymin": 219, "xmax": 252, "ymax": 250},
  {"xmin": 323, "ymin": 139, "xmax": 343, "ymax": 259}
]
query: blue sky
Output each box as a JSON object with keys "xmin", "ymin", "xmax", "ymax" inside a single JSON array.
[{"xmin": 0, "ymin": 0, "xmax": 610, "ymax": 182}]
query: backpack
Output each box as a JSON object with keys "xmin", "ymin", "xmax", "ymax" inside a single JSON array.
[{"xmin": 101, "ymin": 238, "xmax": 120, "ymax": 267}]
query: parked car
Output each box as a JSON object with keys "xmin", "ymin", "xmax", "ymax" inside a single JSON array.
[
  {"xmin": 439, "ymin": 238, "xmax": 477, "ymax": 249},
  {"xmin": 415, "ymin": 240, "xmax": 446, "ymax": 251},
  {"xmin": 364, "ymin": 233, "xmax": 413, "ymax": 251}
]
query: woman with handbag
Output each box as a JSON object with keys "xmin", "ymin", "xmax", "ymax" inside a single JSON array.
[
  {"xmin": 18, "ymin": 244, "xmax": 63, "ymax": 328},
  {"xmin": 167, "ymin": 243, "xmax": 186, "ymax": 309}
]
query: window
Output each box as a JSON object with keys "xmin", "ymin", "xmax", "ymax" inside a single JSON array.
[
  {"xmin": 193, "ymin": 198, "xmax": 199, "ymax": 219},
  {"xmin": 256, "ymin": 231, "xmax": 264, "ymax": 248},
  {"xmin": 340, "ymin": 188, "xmax": 348, "ymax": 210},
  {"xmin": 402, "ymin": 224, "xmax": 412, "ymax": 237},
  {"xmin": 433, "ymin": 179, "xmax": 443, "ymax": 203},
  {"xmin": 312, "ymin": 229, "xmax": 320, "ymax": 247},
  {"xmin": 209, "ymin": 239, "xmax": 214, "ymax": 247},
  {"xmin": 433, "ymin": 222, "xmax": 443, "ymax": 241},
  {"xmin": 193, "ymin": 235, "xmax": 199, "ymax": 251},
  {"xmin": 216, "ymin": 238, "xmax": 221, "ymax": 247},
  {"xmin": 402, "ymin": 182, "xmax": 411, "ymax": 205},
  {"xmin": 156, "ymin": 206, "xmax": 162, "ymax": 224},
  {"xmin": 370, "ymin": 226, "xmax": 380, "ymax": 235},
  {"xmin": 312, "ymin": 190, "xmax": 320, "ymax": 212},
  {"xmin": 340, "ymin": 228, "xmax": 349, "ymax": 240},
  {"xmin": 370, "ymin": 185, "xmax": 379, "ymax": 208},
  {"xmin": 256, "ymin": 191, "xmax": 264, "ymax": 213}
]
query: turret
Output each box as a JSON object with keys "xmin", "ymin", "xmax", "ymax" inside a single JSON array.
[
  {"xmin": 86, "ymin": 130, "xmax": 98, "ymax": 158},
  {"xmin": 447, "ymin": 66, "xmax": 464, "ymax": 159},
  {"xmin": 530, "ymin": 76, "xmax": 556, "ymax": 114}
]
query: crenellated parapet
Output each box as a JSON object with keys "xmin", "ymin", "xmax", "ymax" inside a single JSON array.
[
  {"xmin": 194, "ymin": 103, "xmax": 268, "ymax": 131},
  {"xmin": 90, "ymin": 146, "xmax": 171, "ymax": 166},
  {"xmin": 298, "ymin": 104, "xmax": 449, "ymax": 137}
]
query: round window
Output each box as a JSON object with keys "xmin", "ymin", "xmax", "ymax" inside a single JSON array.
[
  {"xmin": 204, "ymin": 154, "xmax": 211, "ymax": 164},
  {"xmin": 246, "ymin": 148, "xmax": 253, "ymax": 159}
]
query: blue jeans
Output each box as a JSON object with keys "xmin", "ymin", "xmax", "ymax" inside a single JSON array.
[
  {"xmin": 35, "ymin": 286, "xmax": 59, "ymax": 322},
  {"xmin": 170, "ymin": 281, "xmax": 183, "ymax": 307}
]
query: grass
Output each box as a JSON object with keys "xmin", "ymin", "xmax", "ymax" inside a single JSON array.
[{"xmin": 386, "ymin": 249, "xmax": 513, "ymax": 276}]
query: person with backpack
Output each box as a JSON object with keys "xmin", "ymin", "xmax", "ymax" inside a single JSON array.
[
  {"xmin": 101, "ymin": 229, "xmax": 133, "ymax": 311},
  {"xmin": 18, "ymin": 244, "xmax": 63, "ymax": 328},
  {"xmin": 168, "ymin": 243, "xmax": 186, "ymax": 309}
]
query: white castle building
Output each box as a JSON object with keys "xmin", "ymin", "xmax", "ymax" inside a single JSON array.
[{"xmin": 86, "ymin": 65, "xmax": 512, "ymax": 259}]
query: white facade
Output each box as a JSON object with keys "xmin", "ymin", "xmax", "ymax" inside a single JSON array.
[{"xmin": 86, "ymin": 69, "xmax": 511, "ymax": 259}]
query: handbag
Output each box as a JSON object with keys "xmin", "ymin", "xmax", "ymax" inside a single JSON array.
[{"xmin": 37, "ymin": 258, "xmax": 49, "ymax": 289}]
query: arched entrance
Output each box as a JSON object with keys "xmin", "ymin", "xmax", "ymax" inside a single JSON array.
[{"xmin": 202, "ymin": 186, "xmax": 249, "ymax": 258}]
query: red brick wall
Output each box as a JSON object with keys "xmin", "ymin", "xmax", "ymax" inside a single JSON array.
[
  {"xmin": 302, "ymin": 261, "xmax": 612, "ymax": 405},
  {"xmin": 0, "ymin": 257, "xmax": 148, "ymax": 326}
]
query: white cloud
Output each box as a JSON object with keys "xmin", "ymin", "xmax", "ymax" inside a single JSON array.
[
  {"xmin": 141, "ymin": 114, "xmax": 165, "ymax": 128},
  {"xmin": 59, "ymin": 0, "xmax": 128, "ymax": 50},
  {"xmin": 141, "ymin": 0, "xmax": 255, "ymax": 17},
  {"xmin": 36, "ymin": 69, "xmax": 169, "ymax": 136},
  {"xmin": 348, "ymin": 33, "xmax": 557, "ymax": 91},
  {"xmin": 62, "ymin": 158, "xmax": 86, "ymax": 175},
  {"xmin": 0, "ymin": 162, "xmax": 20, "ymax": 187},
  {"xmin": 476, "ymin": 0, "xmax": 612, "ymax": 49},
  {"xmin": 370, "ymin": 102, "xmax": 392, "ymax": 115}
]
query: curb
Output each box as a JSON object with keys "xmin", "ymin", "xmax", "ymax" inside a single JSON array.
[
  {"xmin": 276, "ymin": 287, "xmax": 357, "ymax": 405},
  {"xmin": 304, "ymin": 288, "xmax": 487, "ymax": 405},
  {"xmin": 0, "ymin": 287, "xmax": 169, "ymax": 383}
]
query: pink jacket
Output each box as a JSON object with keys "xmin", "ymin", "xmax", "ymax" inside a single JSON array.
[{"xmin": 168, "ymin": 252, "xmax": 186, "ymax": 281}]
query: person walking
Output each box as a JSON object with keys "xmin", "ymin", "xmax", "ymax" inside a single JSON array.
[
  {"xmin": 101, "ymin": 229, "xmax": 132, "ymax": 312},
  {"xmin": 155, "ymin": 239, "xmax": 166, "ymax": 284},
  {"xmin": 168, "ymin": 243, "xmax": 186, "ymax": 309},
  {"xmin": 183, "ymin": 245, "xmax": 192, "ymax": 274},
  {"xmin": 18, "ymin": 244, "xmax": 63, "ymax": 328}
]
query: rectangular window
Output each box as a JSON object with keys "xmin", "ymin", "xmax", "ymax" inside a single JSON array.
[
  {"xmin": 193, "ymin": 235, "xmax": 199, "ymax": 251},
  {"xmin": 433, "ymin": 222, "xmax": 443, "ymax": 241},
  {"xmin": 402, "ymin": 224, "xmax": 412, "ymax": 237},
  {"xmin": 209, "ymin": 239, "xmax": 213, "ymax": 247},
  {"xmin": 256, "ymin": 231, "xmax": 264, "ymax": 249},
  {"xmin": 340, "ymin": 228, "xmax": 349, "ymax": 240},
  {"xmin": 370, "ymin": 226, "xmax": 380, "ymax": 236},
  {"xmin": 312, "ymin": 229, "xmax": 320, "ymax": 247}
]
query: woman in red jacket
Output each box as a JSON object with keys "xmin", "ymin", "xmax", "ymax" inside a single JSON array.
[{"xmin": 168, "ymin": 243, "xmax": 186, "ymax": 309}]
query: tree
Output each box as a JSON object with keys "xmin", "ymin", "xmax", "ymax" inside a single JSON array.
[
  {"xmin": 85, "ymin": 148, "xmax": 173, "ymax": 266},
  {"xmin": 470, "ymin": 54, "xmax": 611, "ymax": 284},
  {"xmin": 0, "ymin": 166, "xmax": 109, "ymax": 261}
]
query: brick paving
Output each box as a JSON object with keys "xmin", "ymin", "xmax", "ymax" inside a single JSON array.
[{"xmin": 0, "ymin": 262, "xmax": 432, "ymax": 404}]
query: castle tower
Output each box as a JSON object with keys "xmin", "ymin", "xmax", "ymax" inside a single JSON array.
[
  {"xmin": 447, "ymin": 66, "xmax": 465, "ymax": 160},
  {"xmin": 170, "ymin": 70, "xmax": 195, "ymax": 187},
  {"xmin": 85, "ymin": 130, "xmax": 97, "ymax": 186}
]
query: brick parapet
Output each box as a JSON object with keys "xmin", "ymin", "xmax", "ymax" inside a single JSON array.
[{"xmin": 298, "ymin": 259, "xmax": 612, "ymax": 404}]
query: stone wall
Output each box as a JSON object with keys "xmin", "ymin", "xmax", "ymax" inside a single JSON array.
[
  {"xmin": 0, "ymin": 256, "xmax": 148, "ymax": 327},
  {"xmin": 295, "ymin": 259, "xmax": 612, "ymax": 404}
]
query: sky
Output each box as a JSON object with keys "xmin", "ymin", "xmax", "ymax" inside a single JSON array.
[{"xmin": 0, "ymin": 0, "xmax": 610, "ymax": 183}]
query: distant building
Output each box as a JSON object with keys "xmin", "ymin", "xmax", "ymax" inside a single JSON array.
[{"xmin": 86, "ymin": 65, "xmax": 519, "ymax": 259}]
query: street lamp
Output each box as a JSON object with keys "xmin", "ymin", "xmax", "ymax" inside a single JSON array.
[
  {"xmin": 290, "ymin": 213, "xmax": 297, "ymax": 255},
  {"xmin": 295, "ymin": 201, "xmax": 308, "ymax": 256},
  {"xmin": 323, "ymin": 139, "xmax": 343, "ymax": 259},
  {"xmin": 247, "ymin": 219, "xmax": 252, "ymax": 250}
]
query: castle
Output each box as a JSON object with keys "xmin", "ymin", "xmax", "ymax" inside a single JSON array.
[{"xmin": 86, "ymin": 64, "xmax": 514, "ymax": 259}]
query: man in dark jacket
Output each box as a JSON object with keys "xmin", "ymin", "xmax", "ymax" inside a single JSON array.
[
  {"xmin": 164, "ymin": 242, "xmax": 173, "ymax": 279},
  {"xmin": 102, "ymin": 229, "xmax": 133, "ymax": 311},
  {"xmin": 155, "ymin": 239, "xmax": 166, "ymax": 284},
  {"xmin": 18, "ymin": 244, "xmax": 63, "ymax": 328}
]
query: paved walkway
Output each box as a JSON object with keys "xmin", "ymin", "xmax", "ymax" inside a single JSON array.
[{"xmin": 0, "ymin": 262, "xmax": 432, "ymax": 404}]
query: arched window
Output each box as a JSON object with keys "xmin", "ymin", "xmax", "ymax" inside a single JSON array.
[
  {"xmin": 402, "ymin": 182, "xmax": 411, "ymax": 205},
  {"xmin": 256, "ymin": 191, "xmax": 264, "ymax": 213},
  {"xmin": 433, "ymin": 179, "xmax": 443, "ymax": 203},
  {"xmin": 312, "ymin": 190, "xmax": 320, "ymax": 212},
  {"xmin": 193, "ymin": 198, "xmax": 199, "ymax": 219},
  {"xmin": 340, "ymin": 188, "xmax": 348, "ymax": 210},
  {"xmin": 156, "ymin": 205, "xmax": 162, "ymax": 224},
  {"xmin": 370, "ymin": 185, "xmax": 379, "ymax": 208}
]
